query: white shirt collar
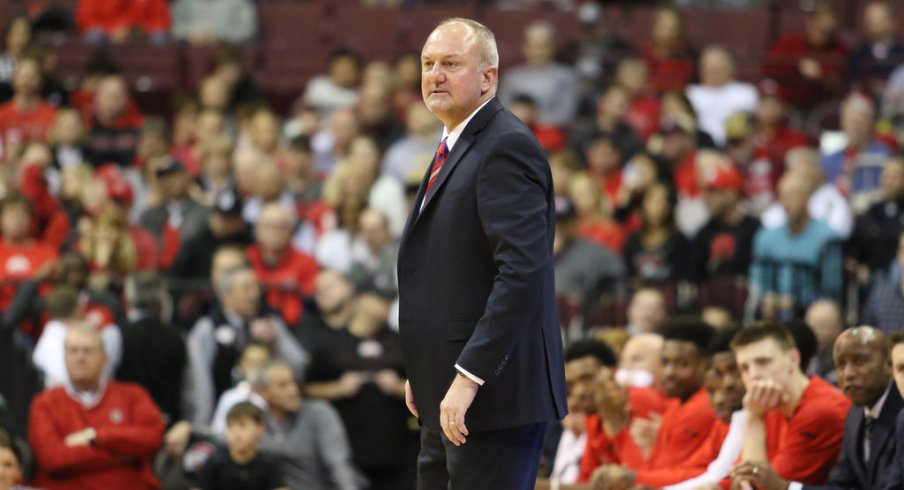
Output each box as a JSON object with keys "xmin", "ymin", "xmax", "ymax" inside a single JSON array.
[
  {"xmin": 65, "ymin": 379, "xmax": 107, "ymax": 409},
  {"xmin": 865, "ymin": 384, "xmax": 892, "ymax": 420},
  {"xmin": 441, "ymin": 97, "xmax": 494, "ymax": 151}
]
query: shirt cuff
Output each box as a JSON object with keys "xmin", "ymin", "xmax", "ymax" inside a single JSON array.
[
  {"xmin": 788, "ymin": 482, "xmax": 803, "ymax": 490},
  {"xmin": 455, "ymin": 364, "xmax": 485, "ymax": 386}
]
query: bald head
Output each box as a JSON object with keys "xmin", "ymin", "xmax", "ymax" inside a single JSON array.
[
  {"xmin": 805, "ymin": 299, "xmax": 844, "ymax": 352},
  {"xmin": 619, "ymin": 333, "xmax": 663, "ymax": 387},
  {"xmin": 834, "ymin": 326, "xmax": 891, "ymax": 407}
]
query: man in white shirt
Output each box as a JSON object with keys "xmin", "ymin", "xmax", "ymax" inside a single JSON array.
[{"xmin": 686, "ymin": 45, "xmax": 758, "ymax": 146}]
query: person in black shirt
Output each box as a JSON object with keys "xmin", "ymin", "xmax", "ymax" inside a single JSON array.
[
  {"xmin": 691, "ymin": 165, "xmax": 761, "ymax": 281},
  {"xmin": 196, "ymin": 401, "xmax": 286, "ymax": 490}
]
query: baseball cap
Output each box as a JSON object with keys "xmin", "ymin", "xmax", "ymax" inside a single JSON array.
[
  {"xmin": 704, "ymin": 166, "xmax": 744, "ymax": 192},
  {"xmin": 155, "ymin": 158, "xmax": 186, "ymax": 178}
]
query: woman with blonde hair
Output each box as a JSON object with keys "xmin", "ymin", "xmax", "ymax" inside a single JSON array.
[{"xmin": 78, "ymin": 206, "xmax": 139, "ymax": 291}]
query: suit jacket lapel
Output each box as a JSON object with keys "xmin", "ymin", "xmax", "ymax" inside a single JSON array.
[
  {"xmin": 406, "ymin": 97, "xmax": 505, "ymax": 228},
  {"xmin": 868, "ymin": 386, "xmax": 904, "ymax": 482}
]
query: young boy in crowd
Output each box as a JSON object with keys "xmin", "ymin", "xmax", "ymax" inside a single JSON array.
[{"xmin": 195, "ymin": 402, "xmax": 286, "ymax": 490}]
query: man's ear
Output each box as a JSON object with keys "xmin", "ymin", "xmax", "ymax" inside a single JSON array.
[
  {"xmin": 789, "ymin": 348, "xmax": 800, "ymax": 371},
  {"xmin": 481, "ymin": 66, "xmax": 498, "ymax": 95}
]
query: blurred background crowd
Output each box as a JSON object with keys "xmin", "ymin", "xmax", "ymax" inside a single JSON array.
[{"xmin": 0, "ymin": 0, "xmax": 903, "ymax": 489}]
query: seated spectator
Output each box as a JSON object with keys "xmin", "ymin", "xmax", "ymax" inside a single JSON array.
[
  {"xmin": 311, "ymin": 108, "xmax": 360, "ymax": 177},
  {"xmin": 246, "ymin": 203, "xmax": 319, "ymax": 328},
  {"xmin": 728, "ymin": 322, "xmax": 850, "ymax": 486},
  {"xmin": 303, "ymin": 293, "xmax": 413, "ymax": 489},
  {"xmin": 569, "ymin": 86, "xmax": 644, "ymax": 166},
  {"xmin": 737, "ymin": 83, "xmax": 810, "ymax": 214},
  {"xmin": 0, "ymin": 54, "xmax": 56, "ymax": 161},
  {"xmin": 762, "ymin": 147, "xmax": 853, "ymax": 239},
  {"xmin": 169, "ymin": 188, "xmax": 253, "ymax": 284},
  {"xmin": 862, "ymin": 231, "xmax": 904, "ymax": 333},
  {"xmin": 355, "ymin": 80, "xmax": 404, "ymax": 152},
  {"xmin": 584, "ymin": 133, "xmax": 625, "ymax": 210},
  {"xmin": 614, "ymin": 57, "xmax": 660, "ymax": 143},
  {"xmin": 660, "ymin": 91, "xmax": 717, "ymax": 150},
  {"xmin": 196, "ymin": 402, "xmax": 286, "ymax": 490},
  {"xmin": 732, "ymin": 326, "xmax": 897, "ymax": 489},
  {"xmin": 590, "ymin": 319, "xmax": 717, "ymax": 487},
  {"xmin": 848, "ymin": 155, "xmax": 904, "ymax": 276},
  {"xmin": 644, "ymin": 7, "xmax": 697, "ymax": 95},
  {"xmin": 690, "ymin": 165, "xmax": 760, "ymax": 282},
  {"xmin": 0, "ymin": 17, "xmax": 31, "ymax": 95},
  {"xmin": 195, "ymin": 134, "xmax": 234, "ymax": 206},
  {"xmin": 300, "ymin": 49, "xmax": 362, "ymax": 120},
  {"xmin": 553, "ymin": 197, "xmax": 624, "ymax": 302},
  {"xmin": 618, "ymin": 332, "xmax": 663, "ymax": 391},
  {"xmin": 77, "ymin": 206, "xmax": 140, "ymax": 292},
  {"xmin": 241, "ymin": 159, "xmax": 294, "ymax": 227},
  {"xmin": 172, "ymin": 109, "xmax": 226, "ymax": 179},
  {"xmin": 139, "ymin": 159, "xmax": 210, "ymax": 270},
  {"xmin": 686, "ymin": 45, "xmax": 758, "ymax": 146},
  {"xmin": 623, "ymin": 183, "xmax": 689, "ymax": 284},
  {"xmin": 0, "ymin": 428, "xmax": 35, "ymax": 490},
  {"xmin": 47, "ymin": 108, "xmax": 89, "ymax": 172},
  {"xmin": 822, "ymin": 93, "xmax": 893, "ymax": 213},
  {"xmin": 115, "ymin": 272, "xmax": 186, "ymax": 427},
  {"xmin": 85, "ymin": 75, "xmax": 143, "ymax": 168},
  {"xmin": 550, "ymin": 150, "xmax": 582, "ymax": 199},
  {"xmin": 16, "ymin": 147, "xmax": 70, "ymax": 250},
  {"xmin": 623, "ymin": 289, "xmax": 666, "ymax": 338},
  {"xmin": 499, "ymin": 21, "xmax": 578, "ymax": 128},
  {"xmin": 749, "ymin": 173, "xmax": 842, "ymax": 320},
  {"xmin": 803, "ymin": 299, "xmax": 843, "ymax": 383},
  {"xmin": 171, "ymin": 0, "xmax": 257, "ymax": 45},
  {"xmin": 508, "ymin": 94, "xmax": 565, "ymax": 153},
  {"xmin": 209, "ymin": 342, "xmax": 270, "ymax": 437},
  {"xmin": 346, "ymin": 209, "xmax": 397, "ymax": 297},
  {"xmin": 849, "ymin": 2, "xmax": 904, "ymax": 102},
  {"xmin": 536, "ymin": 340, "xmax": 617, "ymax": 487},
  {"xmin": 184, "ymin": 265, "xmax": 307, "ymax": 424},
  {"xmin": 762, "ymin": 1, "xmax": 847, "ymax": 111},
  {"xmin": 255, "ymin": 360, "xmax": 364, "ymax": 490},
  {"xmin": 381, "ymin": 103, "xmax": 442, "ymax": 184},
  {"xmin": 0, "ymin": 194, "xmax": 58, "ymax": 311},
  {"xmin": 76, "ymin": 0, "xmax": 170, "ymax": 44},
  {"xmin": 568, "ymin": 172, "xmax": 626, "ymax": 254},
  {"xmin": 32, "ymin": 286, "xmax": 121, "ymax": 388},
  {"xmin": 29, "ymin": 325, "xmax": 165, "ymax": 489}
]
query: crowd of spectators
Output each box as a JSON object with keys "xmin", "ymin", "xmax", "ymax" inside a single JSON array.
[{"xmin": 1, "ymin": 0, "xmax": 904, "ymax": 489}]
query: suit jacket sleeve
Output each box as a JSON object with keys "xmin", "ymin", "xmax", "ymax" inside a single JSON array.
[{"xmin": 454, "ymin": 130, "xmax": 553, "ymax": 383}]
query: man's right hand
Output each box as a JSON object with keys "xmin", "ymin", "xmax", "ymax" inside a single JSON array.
[
  {"xmin": 405, "ymin": 380, "xmax": 418, "ymax": 417},
  {"xmin": 164, "ymin": 421, "xmax": 192, "ymax": 457},
  {"xmin": 743, "ymin": 379, "xmax": 785, "ymax": 416}
]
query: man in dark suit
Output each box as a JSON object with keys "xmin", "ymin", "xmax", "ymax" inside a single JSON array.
[
  {"xmin": 397, "ymin": 17, "xmax": 567, "ymax": 490},
  {"xmin": 732, "ymin": 326, "xmax": 902, "ymax": 490}
]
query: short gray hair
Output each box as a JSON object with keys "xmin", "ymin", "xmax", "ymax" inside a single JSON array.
[{"xmin": 437, "ymin": 17, "xmax": 499, "ymax": 69}]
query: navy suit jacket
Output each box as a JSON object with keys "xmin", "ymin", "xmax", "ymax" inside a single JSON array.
[
  {"xmin": 804, "ymin": 384, "xmax": 903, "ymax": 490},
  {"xmin": 882, "ymin": 400, "xmax": 904, "ymax": 490},
  {"xmin": 397, "ymin": 97, "xmax": 568, "ymax": 433}
]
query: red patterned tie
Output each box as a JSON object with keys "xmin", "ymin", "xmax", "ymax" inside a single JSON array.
[{"xmin": 426, "ymin": 138, "xmax": 449, "ymax": 193}]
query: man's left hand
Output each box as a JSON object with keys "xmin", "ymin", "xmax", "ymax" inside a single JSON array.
[
  {"xmin": 64, "ymin": 427, "xmax": 96, "ymax": 447},
  {"xmin": 590, "ymin": 465, "xmax": 635, "ymax": 490},
  {"xmin": 731, "ymin": 461, "xmax": 789, "ymax": 490},
  {"xmin": 440, "ymin": 373, "xmax": 479, "ymax": 446}
]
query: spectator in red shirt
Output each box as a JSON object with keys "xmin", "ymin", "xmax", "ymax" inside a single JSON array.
[
  {"xmin": 569, "ymin": 172, "xmax": 626, "ymax": 254},
  {"xmin": 28, "ymin": 324, "xmax": 165, "ymax": 490},
  {"xmin": 644, "ymin": 7, "xmax": 697, "ymax": 95},
  {"xmin": 762, "ymin": 2, "xmax": 848, "ymax": 111},
  {"xmin": 0, "ymin": 193, "xmax": 58, "ymax": 310},
  {"xmin": 730, "ymin": 322, "xmax": 850, "ymax": 487},
  {"xmin": 86, "ymin": 75, "xmax": 143, "ymax": 169},
  {"xmin": 614, "ymin": 57, "xmax": 661, "ymax": 142},
  {"xmin": 246, "ymin": 203, "xmax": 319, "ymax": 328},
  {"xmin": 76, "ymin": 0, "xmax": 170, "ymax": 44},
  {"xmin": 0, "ymin": 54, "xmax": 56, "ymax": 162},
  {"xmin": 508, "ymin": 94, "xmax": 566, "ymax": 153}
]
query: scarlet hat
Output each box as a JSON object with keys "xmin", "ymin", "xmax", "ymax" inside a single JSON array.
[{"xmin": 704, "ymin": 166, "xmax": 743, "ymax": 192}]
